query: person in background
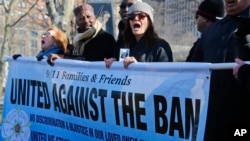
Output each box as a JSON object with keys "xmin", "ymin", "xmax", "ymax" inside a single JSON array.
[
  {"xmin": 47, "ymin": 3, "xmax": 116, "ymax": 65},
  {"xmin": 190, "ymin": 0, "xmax": 250, "ymax": 140},
  {"xmin": 36, "ymin": 25, "xmax": 68, "ymax": 61},
  {"xmin": 186, "ymin": 0, "xmax": 224, "ymax": 62},
  {"xmin": 104, "ymin": 1, "xmax": 173, "ymax": 69}
]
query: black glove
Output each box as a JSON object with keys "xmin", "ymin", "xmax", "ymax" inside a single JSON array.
[
  {"xmin": 235, "ymin": 17, "xmax": 250, "ymax": 37},
  {"xmin": 12, "ymin": 54, "xmax": 22, "ymax": 60},
  {"xmin": 36, "ymin": 56, "xmax": 43, "ymax": 61}
]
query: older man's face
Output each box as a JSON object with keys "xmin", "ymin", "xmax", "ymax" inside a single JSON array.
[
  {"xmin": 119, "ymin": 0, "xmax": 137, "ymax": 23},
  {"xmin": 76, "ymin": 10, "xmax": 96, "ymax": 31}
]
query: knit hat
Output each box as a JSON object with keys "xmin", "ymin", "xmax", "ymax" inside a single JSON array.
[
  {"xmin": 128, "ymin": 1, "xmax": 154, "ymax": 22},
  {"xmin": 74, "ymin": 3, "xmax": 94, "ymax": 16},
  {"xmin": 196, "ymin": 0, "xmax": 224, "ymax": 22}
]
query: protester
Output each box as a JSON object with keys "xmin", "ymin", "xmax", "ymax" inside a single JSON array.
[
  {"xmin": 117, "ymin": 0, "xmax": 142, "ymax": 40},
  {"xmin": 35, "ymin": 25, "xmax": 68, "ymax": 61},
  {"xmin": 233, "ymin": 15, "xmax": 250, "ymax": 102},
  {"xmin": 47, "ymin": 3, "xmax": 116, "ymax": 65},
  {"xmin": 104, "ymin": 1, "xmax": 173, "ymax": 69},
  {"xmin": 115, "ymin": 0, "xmax": 142, "ymax": 59},
  {"xmin": 12, "ymin": 25, "xmax": 68, "ymax": 61},
  {"xmin": 190, "ymin": 0, "xmax": 250, "ymax": 140},
  {"xmin": 186, "ymin": 0, "xmax": 224, "ymax": 62}
]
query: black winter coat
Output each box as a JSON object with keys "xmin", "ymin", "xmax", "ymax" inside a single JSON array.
[
  {"xmin": 238, "ymin": 64, "xmax": 250, "ymax": 95},
  {"xmin": 114, "ymin": 36, "xmax": 173, "ymax": 62},
  {"xmin": 186, "ymin": 38, "xmax": 200, "ymax": 62},
  {"xmin": 191, "ymin": 7, "xmax": 250, "ymax": 141},
  {"xmin": 83, "ymin": 29, "xmax": 116, "ymax": 61}
]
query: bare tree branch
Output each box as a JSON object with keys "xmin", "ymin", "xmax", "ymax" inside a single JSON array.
[{"xmin": 6, "ymin": 0, "xmax": 39, "ymax": 28}]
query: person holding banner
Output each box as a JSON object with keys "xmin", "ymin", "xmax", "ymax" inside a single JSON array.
[
  {"xmin": 234, "ymin": 17, "xmax": 250, "ymax": 61},
  {"xmin": 115, "ymin": 0, "xmax": 142, "ymax": 55},
  {"xmin": 190, "ymin": 0, "xmax": 250, "ymax": 140},
  {"xmin": 233, "ymin": 17, "xmax": 250, "ymax": 94},
  {"xmin": 36, "ymin": 25, "xmax": 69, "ymax": 61},
  {"xmin": 113, "ymin": 0, "xmax": 142, "ymax": 63},
  {"xmin": 47, "ymin": 3, "xmax": 116, "ymax": 65},
  {"xmin": 233, "ymin": 58, "xmax": 250, "ymax": 95},
  {"xmin": 104, "ymin": 1, "xmax": 173, "ymax": 69}
]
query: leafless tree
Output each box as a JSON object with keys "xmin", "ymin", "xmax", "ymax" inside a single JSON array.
[
  {"xmin": 45, "ymin": 0, "xmax": 74, "ymax": 36},
  {"xmin": 0, "ymin": 0, "xmax": 39, "ymax": 98}
]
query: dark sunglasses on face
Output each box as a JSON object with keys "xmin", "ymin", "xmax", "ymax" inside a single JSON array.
[
  {"xmin": 128, "ymin": 13, "xmax": 148, "ymax": 21},
  {"xmin": 119, "ymin": 3, "xmax": 133, "ymax": 9}
]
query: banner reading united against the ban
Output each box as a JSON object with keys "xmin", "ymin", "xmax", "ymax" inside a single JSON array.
[{"xmin": 1, "ymin": 57, "xmax": 211, "ymax": 141}]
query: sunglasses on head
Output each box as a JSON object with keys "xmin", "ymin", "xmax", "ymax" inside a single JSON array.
[
  {"xmin": 128, "ymin": 13, "xmax": 148, "ymax": 21},
  {"xmin": 119, "ymin": 3, "xmax": 133, "ymax": 9}
]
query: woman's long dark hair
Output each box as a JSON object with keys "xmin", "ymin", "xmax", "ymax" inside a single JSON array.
[{"xmin": 123, "ymin": 15, "xmax": 160, "ymax": 48}]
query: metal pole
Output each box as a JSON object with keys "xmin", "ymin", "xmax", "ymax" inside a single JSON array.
[{"xmin": 209, "ymin": 61, "xmax": 250, "ymax": 70}]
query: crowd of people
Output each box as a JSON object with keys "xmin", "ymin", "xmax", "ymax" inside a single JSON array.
[{"xmin": 13, "ymin": 0, "xmax": 250, "ymax": 140}]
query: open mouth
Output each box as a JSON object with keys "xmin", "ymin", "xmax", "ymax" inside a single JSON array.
[
  {"xmin": 133, "ymin": 23, "xmax": 141, "ymax": 29},
  {"xmin": 41, "ymin": 40, "xmax": 45, "ymax": 44}
]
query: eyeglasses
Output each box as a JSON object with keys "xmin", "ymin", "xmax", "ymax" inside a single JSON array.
[
  {"xmin": 119, "ymin": 3, "xmax": 133, "ymax": 9},
  {"xmin": 128, "ymin": 13, "xmax": 148, "ymax": 21},
  {"xmin": 42, "ymin": 32, "xmax": 53, "ymax": 38}
]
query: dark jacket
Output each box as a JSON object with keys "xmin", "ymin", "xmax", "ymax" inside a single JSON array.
[
  {"xmin": 192, "ymin": 7, "xmax": 250, "ymax": 62},
  {"xmin": 191, "ymin": 7, "xmax": 250, "ymax": 141},
  {"xmin": 235, "ymin": 33, "xmax": 250, "ymax": 61},
  {"xmin": 185, "ymin": 38, "xmax": 200, "ymax": 62},
  {"xmin": 82, "ymin": 29, "xmax": 116, "ymax": 61},
  {"xmin": 118, "ymin": 20, "xmax": 125, "ymax": 41},
  {"xmin": 238, "ymin": 64, "xmax": 250, "ymax": 95},
  {"xmin": 130, "ymin": 37, "xmax": 173, "ymax": 62},
  {"xmin": 113, "ymin": 20, "xmax": 126, "ymax": 60},
  {"xmin": 114, "ymin": 36, "xmax": 173, "ymax": 62},
  {"xmin": 67, "ymin": 29, "xmax": 116, "ymax": 61},
  {"xmin": 191, "ymin": 15, "xmax": 240, "ymax": 62}
]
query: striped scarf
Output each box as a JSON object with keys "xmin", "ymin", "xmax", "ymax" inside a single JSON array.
[{"xmin": 73, "ymin": 20, "xmax": 102, "ymax": 55}]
